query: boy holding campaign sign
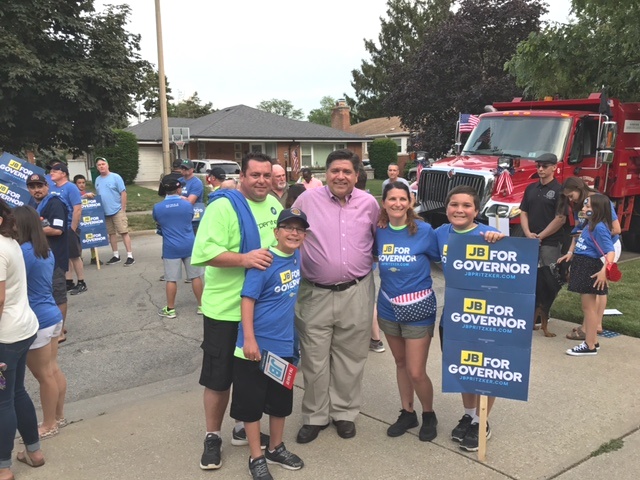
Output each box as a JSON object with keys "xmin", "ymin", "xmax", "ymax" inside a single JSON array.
[
  {"xmin": 230, "ymin": 208, "xmax": 308, "ymax": 480},
  {"xmin": 434, "ymin": 185, "xmax": 504, "ymax": 452}
]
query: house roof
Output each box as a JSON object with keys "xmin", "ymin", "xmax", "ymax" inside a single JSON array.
[
  {"xmin": 349, "ymin": 116, "xmax": 409, "ymax": 137},
  {"xmin": 126, "ymin": 105, "xmax": 367, "ymax": 142}
]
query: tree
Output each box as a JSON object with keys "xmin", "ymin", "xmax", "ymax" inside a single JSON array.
[
  {"xmin": 506, "ymin": 0, "xmax": 640, "ymax": 100},
  {"xmin": 368, "ymin": 138, "xmax": 398, "ymax": 179},
  {"xmin": 94, "ymin": 129, "xmax": 139, "ymax": 184},
  {"xmin": 256, "ymin": 99, "xmax": 304, "ymax": 120},
  {"xmin": 171, "ymin": 92, "xmax": 215, "ymax": 118},
  {"xmin": 307, "ymin": 96, "xmax": 336, "ymax": 126},
  {"xmin": 136, "ymin": 68, "xmax": 173, "ymax": 120},
  {"xmin": 350, "ymin": 0, "xmax": 454, "ymax": 121},
  {"xmin": 0, "ymin": 1, "xmax": 151, "ymax": 153},
  {"xmin": 385, "ymin": 0, "xmax": 547, "ymax": 158}
]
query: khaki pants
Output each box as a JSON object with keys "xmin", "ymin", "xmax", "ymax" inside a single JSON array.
[{"xmin": 295, "ymin": 274, "xmax": 375, "ymax": 425}]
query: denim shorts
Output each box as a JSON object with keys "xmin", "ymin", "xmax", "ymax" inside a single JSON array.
[{"xmin": 378, "ymin": 317, "xmax": 434, "ymax": 340}]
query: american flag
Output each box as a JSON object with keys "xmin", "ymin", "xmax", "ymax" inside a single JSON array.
[
  {"xmin": 291, "ymin": 146, "xmax": 300, "ymax": 175},
  {"xmin": 459, "ymin": 113, "xmax": 480, "ymax": 133},
  {"xmin": 416, "ymin": 156, "xmax": 429, "ymax": 180}
]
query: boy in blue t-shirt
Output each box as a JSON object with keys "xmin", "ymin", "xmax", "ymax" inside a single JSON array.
[
  {"xmin": 230, "ymin": 208, "xmax": 308, "ymax": 479},
  {"xmin": 152, "ymin": 178, "xmax": 204, "ymax": 318}
]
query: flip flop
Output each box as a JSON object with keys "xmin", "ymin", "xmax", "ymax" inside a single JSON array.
[
  {"xmin": 57, "ymin": 418, "xmax": 69, "ymax": 428},
  {"xmin": 16, "ymin": 451, "xmax": 45, "ymax": 468}
]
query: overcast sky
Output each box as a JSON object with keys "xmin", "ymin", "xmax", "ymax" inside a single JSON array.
[{"xmin": 96, "ymin": 0, "xmax": 573, "ymax": 121}]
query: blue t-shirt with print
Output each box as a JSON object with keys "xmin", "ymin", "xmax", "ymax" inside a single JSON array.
[
  {"xmin": 20, "ymin": 242, "xmax": 62, "ymax": 329},
  {"xmin": 50, "ymin": 181, "xmax": 82, "ymax": 226},
  {"xmin": 435, "ymin": 222, "xmax": 498, "ymax": 270},
  {"xmin": 574, "ymin": 221, "xmax": 615, "ymax": 259},
  {"xmin": 95, "ymin": 173, "xmax": 126, "ymax": 215},
  {"xmin": 179, "ymin": 176, "xmax": 204, "ymax": 204},
  {"xmin": 152, "ymin": 195, "xmax": 195, "ymax": 259},
  {"xmin": 375, "ymin": 222, "xmax": 440, "ymax": 325},
  {"xmin": 237, "ymin": 249, "xmax": 301, "ymax": 358}
]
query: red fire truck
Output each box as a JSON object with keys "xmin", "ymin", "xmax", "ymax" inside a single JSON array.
[{"xmin": 416, "ymin": 93, "xmax": 640, "ymax": 250}]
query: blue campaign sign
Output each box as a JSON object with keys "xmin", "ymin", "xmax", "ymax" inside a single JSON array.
[
  {"xmin": 192, "ymin": 202, "xmax": 205, "ymax": 222},
  {"xmin": 79, "ymin": 195, "xmax": 110, "ymax": 248},
  {"xmin": 442, "ymin": 235, "xmax": 538, "ymax": 402},
  {"xmin": 0, "ymin": 179, "xmax": 36, "ymax": 208},
  {"xmin": 442, "ymin": 287, "xmax": 535, "ymax": 347},
  {"xmin": 444, "ymin": 234, "xmax": 539, "ymax": 294},
  {"xmin": 442, "ymin": 340, "xmax": 532, "ymax": 401},
  {"xmin": 0, "ymin": 153, "xmax": 46, "ymax": 188}
]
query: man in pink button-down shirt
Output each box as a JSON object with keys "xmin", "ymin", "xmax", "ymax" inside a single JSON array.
[
  {"xmin": 298, "ymin": 168, "xmax": 324, "ymax": 190},
  {"xmin": 292, "ymin": 149, "xmax": 379, "ymax": 444}
]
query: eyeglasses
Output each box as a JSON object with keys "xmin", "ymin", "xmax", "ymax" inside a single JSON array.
[
  {"xmin": 536, "ymin": 163, "xmax": 554, "ymax": 169},
  {"xmin": 278, "ymin": 225, "xmax": 307, "ymax": 234}
]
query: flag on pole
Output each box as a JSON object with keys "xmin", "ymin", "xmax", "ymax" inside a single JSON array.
[
  {"xmin": 416, "ymin": 155, "xmax": 429, "ymax": 180},
  {"xmin": 291, "ymin": 146, "xmax": 300, "ymax": 175},
  {"xmin": 459, "ymin": 114, "xmax": 480, "ymax": 133}
]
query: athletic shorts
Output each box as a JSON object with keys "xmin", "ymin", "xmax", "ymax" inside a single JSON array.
[
  {"xmin": 31, "ymin": 321, "xmax": 64, "ymax": 350},
  {"xmin": 378, "ymin": 317, "xmax": 434, "ymax": 340},
  {"xmin": 105, "ymin": 210, "xmax": 129, "ymax": 235},
  {"xmin": 163, "ymin": 257, "xmax": 204, "ymax": 282},
  {"xmin": 199, "ymin": 317, "xmax": 238, "ymax": 391},
  {"xmin": 68, "ymin": 228, "xmax": 82, "ymax": 259},
  {"xmin": 230, "ymin": 356, "xmax": 294, "ymax": 422},
  {"xmin": 52, "ymin": 267, "xmax": 67, "ymax": 306}
]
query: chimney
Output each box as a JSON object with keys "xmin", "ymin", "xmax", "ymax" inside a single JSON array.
[{"xmin": 331, "ymin": 98, "xmax": 351, "ymax": 132}]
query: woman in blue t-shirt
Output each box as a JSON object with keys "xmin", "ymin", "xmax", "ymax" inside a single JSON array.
[
  {"xmin": 375, "ymin": 182, "xmax": 441, "ymax": 442},
  {"xmin": 14, "ymin": 206, "xmax": 68, "ymax": 440},
  {"xmin": 560, "ymin": 177, "xmax": 621, "ymax": 340},
  {"xmin": 559, "ymin": 194, "xmax": 615, "ymax": 356}
]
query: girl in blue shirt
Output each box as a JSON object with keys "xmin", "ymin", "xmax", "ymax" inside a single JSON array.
[
  {"xmin": 14, "ymin": 206, "xmax": 68, "ymax": 439},
  {"xmin": 375, "ymin": 182, "xmax": 440, "ymax": 442},
  {"xmin": 560, "ymin": 194, "xmax": 615, "ymax": 356}
]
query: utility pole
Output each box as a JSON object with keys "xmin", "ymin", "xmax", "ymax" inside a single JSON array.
[{"xmin": 155, "ymin": 0, "xmax": 171, "ymax": 175}]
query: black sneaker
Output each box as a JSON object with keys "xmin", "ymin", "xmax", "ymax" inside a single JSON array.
[
  {"xmin": 249, "ymin": 456, "xmax": 273, "ymax": 480},
  {"xmin": 387, "ymin": 409, "xmax": 419, "ymax": 437},
  {"xmin": 451, "ymin": 414, "xmax": 473, "ymax": 442},
  {"xmin": 66, "ymin": 281, "xmax": 75, "ymax": 291},
  {"xmin": 69, "ymin": 282, "xmax": 87, "ymax": 295},
  {"xmin": 199, "ymin": 433, "xmax": 222, "ymax": 470},
  {"xmin": 419, "ymin": 411, "xmax": 438, "ymax": 442},
  {"xmin": 106, "ymin": 256, "xmax": 121, "ymax": 265},
  {"xmin": 566, "ymin": 342, "xmax": 598, "ymax": 356},
  {"xmin": 460, "ymin": 422, "xmax": 491, "ymax": 452},
  {"xmin": 124, "ymin": 257, "xmax": 135, "ymax": 266},
  {"xmin": 265, "ymin": 442, "xmax": 304, "ymax": 470},
  {"xmin": 231, "ymin": 427, "xmax": 270, "ymax": 449},
  {"xmin": 90, "ymin": 258, "xmax": 103, "ymax": 265}
]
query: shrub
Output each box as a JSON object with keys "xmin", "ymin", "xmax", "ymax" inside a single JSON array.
[
  {"xmin": 94, "ymin": 129, "xmax": 139, "ymax": 184},
  {"xmin": 368, "ymin": 138, "xmax": 398, "ymax": 179}
]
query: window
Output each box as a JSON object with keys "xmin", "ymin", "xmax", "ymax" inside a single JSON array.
[
  {"xmin": 393, "ymin": 139, "xmax": 402, "ymax": 152},
  {"xmin": 197, "ymin": 141, "xmax": 206, "ymax": 160},
  {"xmin": 250, "ymin": 143, "xmax": 264, "ymax": 153}
]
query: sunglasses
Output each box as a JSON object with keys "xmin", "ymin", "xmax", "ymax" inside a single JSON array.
[{"xmin": 536, "ymin": 163, "xmax": 554, "ymax": 169}]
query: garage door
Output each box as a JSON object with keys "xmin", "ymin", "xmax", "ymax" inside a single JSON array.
[{"xmin": 135, "ymin": 146, "xmax": 163, "ymax": 183}]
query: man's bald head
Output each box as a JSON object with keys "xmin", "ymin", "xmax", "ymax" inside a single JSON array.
[{"xmin": 272, "ymin": 164, "xmax": 287, "ymax": 192}]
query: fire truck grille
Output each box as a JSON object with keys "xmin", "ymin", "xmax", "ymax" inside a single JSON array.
[{"xmin": 418, "ymin": 171, "xmax": 488, "ymax": 211}]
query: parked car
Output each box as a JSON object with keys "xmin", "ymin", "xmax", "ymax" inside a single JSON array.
[{"xmin": 192, "ymin": 159, "xmax": 241, "ymax": 179}]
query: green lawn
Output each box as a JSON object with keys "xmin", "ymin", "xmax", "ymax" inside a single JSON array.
[
  {"xmin": 551, "ymin": 260, "xmax": 640, "ymax": 338},
  {"xmin": 128, "ymin": 214, "xmax": 156, "ymax": 231},
  {"xmin": 125, "ymin": 184, "xmax": 162, "ymax": 212}
]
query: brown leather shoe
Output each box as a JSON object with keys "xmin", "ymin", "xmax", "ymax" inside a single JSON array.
[
  {"xmin": 332, "ymin": 420, "xmax": 356, "ymax": 439},
  {"xmin": 296, "ymin": 423, "xmax": 329, "ymax": 444}
]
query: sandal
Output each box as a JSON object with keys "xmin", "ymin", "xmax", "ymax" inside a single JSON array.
[
  {"xmin": 37, "ymin": 425, "xmax": 59, "ymax": 440},
  {"xmin": 16, "ymin": 451, "xmax": 45, "ymax": 468},
  {"xmin": 57, "ymin": 417, "xmax": 69, "ymax": 428},
  {"xmin": 566, "ymin": 326, "xmax": 586, "ymax": 340}
]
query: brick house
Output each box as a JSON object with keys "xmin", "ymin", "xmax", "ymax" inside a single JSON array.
[
  {"xmin": 126, "ymin": 104, "xmax": 367, "ymax": 182},
  {"xmin": 348, "ymin": 116, "xmax": 412, "ymax": 172}
]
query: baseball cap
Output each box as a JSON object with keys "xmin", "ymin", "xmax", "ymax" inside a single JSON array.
[
  {"xmin": 172, "ymin": 159, "xmax": 183, "ymax": 169},
  {"xmin": 161, "ymin": 177, "xmax": 182, "ymax": 191},
  {"xmin": 535, "ymin": 153, "xmax": 558, "ymax": 165},
  {"xmin": 180, "ymin": 160, "xmax": 194, "ymax": 169},
  {"xmin": 206, "ymin": 167, "xmax": 226, "ymax": 181},
  {"xmin": 51, "ymin": 163, "xmax": 69, "ymax": 175},
  {"xmin": 26, "ymin": 173, "xmax": 47, "ymax": 186},
  {"xmin": 277, "ymin": 208, "xmax": 310, "ymax": 229}
]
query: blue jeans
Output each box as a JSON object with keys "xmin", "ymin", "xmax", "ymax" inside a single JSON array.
[{"xmin": 0, "ymin": 334, "xmax": 40, "ymax": 469}]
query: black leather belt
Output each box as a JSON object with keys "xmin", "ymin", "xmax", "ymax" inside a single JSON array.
[{"xmin": 312, "ymin": 275, "xmax": 367, "ymax": 292}]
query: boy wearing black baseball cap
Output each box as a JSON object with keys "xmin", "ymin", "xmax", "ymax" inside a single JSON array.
[{"xmin": 230, "ymin": 208, "xmax": 309, "ymax": 479}]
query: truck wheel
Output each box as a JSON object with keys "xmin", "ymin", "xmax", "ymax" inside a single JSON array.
[
  {"xmin": 622, "ymin": 232, "xmax": 640, "ymax": 252},
  {"xmin": 509, "ymin": 225, "xmax": 524, "ymax": 237}
]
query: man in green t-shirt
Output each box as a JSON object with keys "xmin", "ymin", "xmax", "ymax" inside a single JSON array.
[{"xmin": 191, "ymin": 152, "xmax": 283, "ymax": 471}]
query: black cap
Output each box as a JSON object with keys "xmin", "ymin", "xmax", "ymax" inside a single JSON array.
[
  {"xmin": 161, "ymin": 178, "xmax": 182, "ymax": 191},
  {"xmin": 51, "ymin": 163, "xmax": 69, "ymax": 175},
  {"xmin": 172, "ymin": 159, "xmax": 183, "ymax": 169},
  {"xmin": 26, "ymin": 173, "xmax": 48, "ymax": 185},
  {"xmin": 535, "ymin": 153, "xmax": 558, "ymax": 165},
  {"xmin": 180, "ymin": 160, "xmax": 194, "ymax": 169},
  {"xmin": 277, "ymin": 208, "xmax": 309, "ymax": 229},
  {"xmin": 206, "ymin": 167, "xmax": 226, "ymax": 181}
]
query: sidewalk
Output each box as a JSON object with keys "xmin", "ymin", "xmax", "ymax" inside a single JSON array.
[{"xmin": 11, "ymin": 316, "xmax": 640, "ymax": 480}]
